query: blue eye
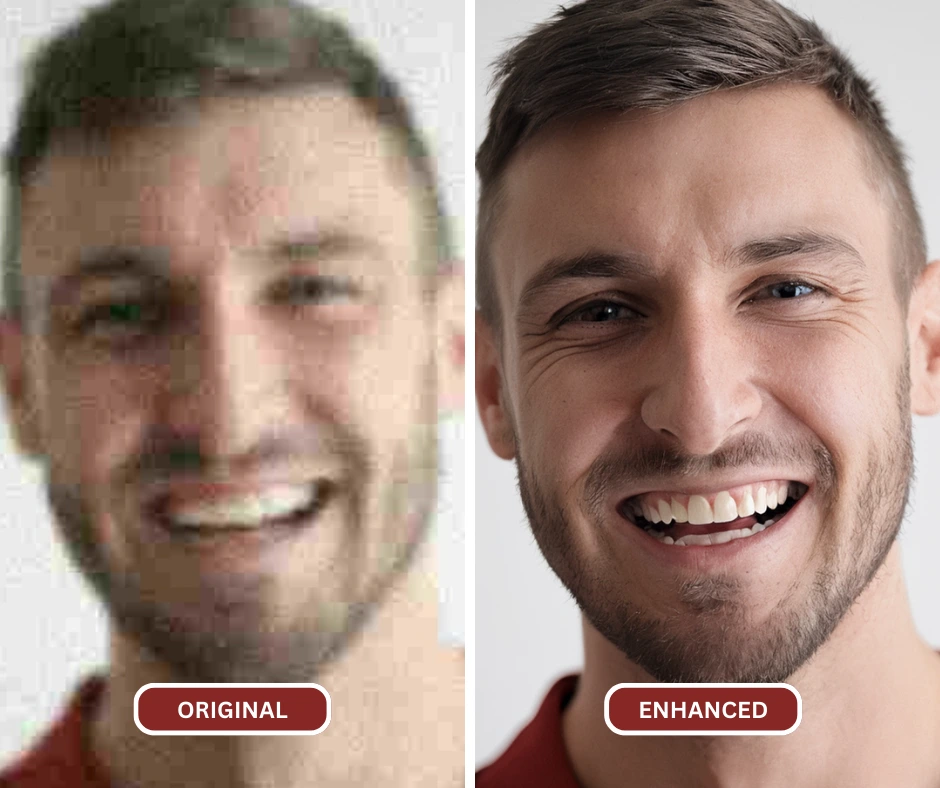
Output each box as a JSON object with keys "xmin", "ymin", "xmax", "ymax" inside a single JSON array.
[{"xmin": 768, "ymin": 282, "xmax": 816, "ymax": 299}]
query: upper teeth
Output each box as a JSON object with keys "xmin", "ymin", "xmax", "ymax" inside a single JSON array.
[
  {"xmin": 168, "ymin": 484, "xmax": 316, "ymax": 529},
  {"xmin": 633, "ymin": 481, "xmax": 800, "ymax": 526}
]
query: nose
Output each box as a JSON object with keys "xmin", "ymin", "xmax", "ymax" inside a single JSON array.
[
  {"xmin": 639, "ymin": 306, "xmax": 762, "ymax": 455},
  {"xmin": 159, "ymin": 293, "xmax": 289, "ymax": 463}
]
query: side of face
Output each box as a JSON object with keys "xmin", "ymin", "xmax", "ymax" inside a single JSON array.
[
  {"xmin": 477, "ymin": 85, "xmax": 940, "ymax": 682},
  {"xmin": 0, "ymin": 90, "xmax": 454, "ymax": 681}
]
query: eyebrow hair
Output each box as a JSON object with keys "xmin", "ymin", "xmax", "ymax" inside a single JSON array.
[
  {"xmin": 517, "ymin": 250, "xmax": 654, "ymax": 314},
  {"xmin": 267, "ymin": 230, "xmax": 383, "ymax": 262},
  {"xmin": 732, "ymin": 231, "xmax": 866, "ymax": 270}
]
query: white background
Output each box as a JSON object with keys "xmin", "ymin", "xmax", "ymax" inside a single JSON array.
[
  {"xmin": 475, "ymin": 0, "xmax": 940, "ymax": 768},
  {"xmin": 0, "ymin": 0, "xmax": 464, "ymax": 765}
]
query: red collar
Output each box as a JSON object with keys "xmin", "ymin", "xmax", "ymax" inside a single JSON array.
[
  {"xmin": 1, "ymin": 677, "xmax": 110, "ymax": 788},
  {"xmin": 477, "ymin": 675, "xmax": 582, "ymax": 787}
]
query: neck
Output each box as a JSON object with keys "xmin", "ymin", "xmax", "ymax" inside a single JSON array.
[
  {"xmin": 92, "ymin": 539, "xmax": 464, "ymax": 788},
  {"xmin": 563, "ymin": 545, "xmax": 940, "ymax": 788}
]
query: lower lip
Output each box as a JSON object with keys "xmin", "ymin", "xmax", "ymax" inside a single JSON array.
[{"xmin": 613, "ymin": 493, "xmax": 808, "ymax": 565}]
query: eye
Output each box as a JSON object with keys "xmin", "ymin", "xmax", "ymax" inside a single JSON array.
[
  {"xmin": 75, "ymin": 298, "xmax": 164, "ymax": 341},
  {"xmin": 744, "ymin": 279, "xmax": 828, "ymax": 303},
  {"xmin": 271, "ymin": 275, "xmax": 357, "ymax": 307},
  {"xmin": 562, "ymin": 300, "xmax": 641, "ymax": 324},
  {"xmin": 765, "ymin": 281, "xmax": 817, "ymax": 299}
]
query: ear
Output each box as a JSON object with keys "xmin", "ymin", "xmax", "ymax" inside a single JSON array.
[
  {"xmin": 436, "ymin": 266, "xmax": 464, "ymax": 415},
  {"xmin": 908, "ymin": 260, "xmax": 940, "ymax": 415},
  {"xmin": 475, "ymin": 311, "xmax": 515, "ymax": 460},
  {"xmin": 0, "ymin": 314, "xmax": 44, "ymax": 457}
]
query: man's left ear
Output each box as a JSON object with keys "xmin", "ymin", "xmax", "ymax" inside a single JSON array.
[
  {"xmin": 436, "ymin": 265, "xmax": 464, "ymax": 414},
  {"xmin": 908, "ymin": 260, "xmax": 940, "ymax": 415}
]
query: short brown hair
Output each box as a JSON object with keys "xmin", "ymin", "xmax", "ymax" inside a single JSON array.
[
  {"xmin": 476, "ymin": 0, "xmax": 926, "ymax": 330},
  {"xmin": 4, "ymin": 0, "xmax": 450, "ymax": 319}
]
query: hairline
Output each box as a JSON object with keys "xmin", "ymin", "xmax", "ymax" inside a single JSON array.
[
  {"xmin": 5, "ymin": 80, "xmax": 447, "ymax": 324},
  {"xmin": 477, "ymin": 85, "xmax": 922, "ymax": 341}
]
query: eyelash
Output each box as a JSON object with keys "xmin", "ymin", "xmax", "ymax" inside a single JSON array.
[
  {"xmin": 75, "ymin": 298, "xmax": 162, "ymax": 335},
  {"xmin": 559, "ymin": 299, "xmax": 642, "ymax": 326},
  {"xmin": 744, "ymin": 279, "xmax": 827, "ymax": 304},
  {"xmin": 556, "ymin": 279, "xmax": 827, "ymax": 328},
  {"xmin": 270, "ymin": 275, "xmax": 357, "ymax": 307}
]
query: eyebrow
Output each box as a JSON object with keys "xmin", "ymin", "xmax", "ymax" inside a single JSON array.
[
  {"xmin": 267, "ymin": 230, "xmax": 381, "ymax": 262},
  {"xmin": 517, "ymin": 230, "xmax": 866, "ymax": 313},
  {"xmin": 731, "ymin": 231, "xmax": 865, "ymax": 270},
  {"xmin": 517, "ymin": 250, "xmax": 655, "ymax": 313}
]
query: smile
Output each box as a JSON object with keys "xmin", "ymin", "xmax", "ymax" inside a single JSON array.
[
  {"xmin": 152, "ymin": 481, "xmax": 331, "ymax": 535},
  {"xmin": 618, "ymin": 481, "xmax": 809, "ymax": 546}
]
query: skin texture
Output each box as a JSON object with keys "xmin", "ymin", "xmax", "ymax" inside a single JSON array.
[
  {"xmin": 1, "ymin": 90, "xmax": 463, "ymax": 787},
  {"xmin": 477, "ymin": 85, "xmax": 940, "ymax": 786}
]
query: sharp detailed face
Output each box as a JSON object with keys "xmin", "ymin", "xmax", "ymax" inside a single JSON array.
[
  {"xmin": 484, "ymin": 85, "xmax": 914, "ymax": 682},
  {"xmin": 12, "ymin": 90, "xmax": 439, "ymax": 681}
]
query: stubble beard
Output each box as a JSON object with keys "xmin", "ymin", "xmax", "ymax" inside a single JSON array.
[
  {"xmin": 45, "ymin": 415, "xmax": 438, "ymax": 684},
  {"xmin": 515, "ymin": 370, "xmax": 913, "ymax": 684}
]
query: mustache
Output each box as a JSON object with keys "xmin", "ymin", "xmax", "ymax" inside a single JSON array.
[
  {"xmin": 583, "ymin": 432, "xmax": 836, "ymax": 513},
  {"xmin": 118, "ymin": 423, "xmax": 369, "ymax": 487}
]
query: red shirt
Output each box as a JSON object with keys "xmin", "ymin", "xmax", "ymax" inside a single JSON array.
[
  {"xmin": 477, "ymin": 675, "xmax": 582, "ymax": 787},
  {"xmin": 0, "ymin": 678, "xmax": 110, "ymax": 788}
]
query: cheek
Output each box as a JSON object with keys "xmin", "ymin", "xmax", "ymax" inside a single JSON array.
[
  {"xmin": 348, "ymin": 300, "xmax": 435, "ymax": 448},
  {"xmin": 290, "ymin": 307, "xmax": 411, "ymax": 431},
  {"xmin": 38, "ymin": 356, "xmax": 152, "ymax": 485},
  {"xmin": 337, "ymin": 303, "xmax": 436, "ymax": 555},
  {"xmin": 513, "ymin": 354, "xmax": 627, "ymax": 495},
  {"xmin": 293, "ymin": 334, "xmax": 354, "ymax": 424},
  {"xmin": 760, "ymin": 325, "xmax": 906, "ymax": 464}
]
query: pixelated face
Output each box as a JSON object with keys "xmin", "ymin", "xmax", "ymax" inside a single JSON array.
[
  {"xmin": 478, "ymin": 85, "xmax": 919, "ymax": 682},
  {"xmin": 7, "ymin": 90, "xmax": 439, "ymax": 680}
]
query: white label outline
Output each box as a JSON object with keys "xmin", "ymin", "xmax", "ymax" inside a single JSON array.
[
  {"xmin": 604, "ymin": 682, "xmax": 802, "ymax": 736},
  {"xmin": 134, "ymin": 683, "xmax": 331, "ymax": 736}
]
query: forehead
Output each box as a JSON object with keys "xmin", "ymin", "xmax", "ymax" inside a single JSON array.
[
  {"xmin": 493, "ymin": 85, "xmax": 891, "ymax": 314},
  {"xmin": 20, "ymin": 89, "xmax": 418, "ymax": 278}
]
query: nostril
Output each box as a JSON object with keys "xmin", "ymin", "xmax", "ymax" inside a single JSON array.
[{"xmin": 639, "ymin": 369, "xmax": 763, "ymax": 457}]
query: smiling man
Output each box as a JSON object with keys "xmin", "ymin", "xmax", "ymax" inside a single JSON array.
[
  {"xmin": 475, "ymin": 0, "xmax": 940, "ymax": 786},
  {"xmin": 0, "ymin": 1, "xmax": 463, "ymax": 786}
]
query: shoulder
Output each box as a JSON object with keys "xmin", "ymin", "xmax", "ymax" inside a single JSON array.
[
  {"xmin": 0, "ymin": 678, "xmax": 108, "ymax": 788},
  {"xmin": 476, "ymin": 675, "xmax": 582, "ymax": 788}
]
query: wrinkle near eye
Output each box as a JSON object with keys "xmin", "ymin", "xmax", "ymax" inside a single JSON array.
[
  {"xmin": 519, "ymin": 334, "xmax": 627, "ymax": 398},
  {"xmin": 791, "ymin": 308, "xmax": 893, "ymax": 350}
]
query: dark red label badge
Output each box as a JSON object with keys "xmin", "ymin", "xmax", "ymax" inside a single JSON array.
[
  {"xmin": 135, "ymin": 684, "xmax": 330, "ymax": 735},
  {"xmin": 605, "ymin": 683, "xmax": 801, "ymax": 735}
]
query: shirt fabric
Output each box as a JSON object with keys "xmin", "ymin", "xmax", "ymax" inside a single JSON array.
[
  {"xmin": 0, "ymin": 678, "xmax": 110, "ymax": 788},
  {"xmin": 16, "ymin": 672, "xmax": 581, "ymax": 787},
  {"xmin": 476, "ymin": 674, "xmax": 582, "ymax": 788}
]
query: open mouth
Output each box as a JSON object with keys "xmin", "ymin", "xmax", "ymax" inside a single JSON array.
[
  {"xmin": 618, "ymin": 481, "xmax": 809, "ymax": 546},
  {"xmin": 152, "ymin": 480, "xmax": 334, "ymax": 538}
]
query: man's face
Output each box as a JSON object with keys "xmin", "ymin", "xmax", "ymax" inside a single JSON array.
[
  {"xmin": 479, "ymin": 85, "xmax": 916, "ymax": 683},
  {"xmin": 6, "ymin": 90, "xmax": 438, "ymax": 681}
]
